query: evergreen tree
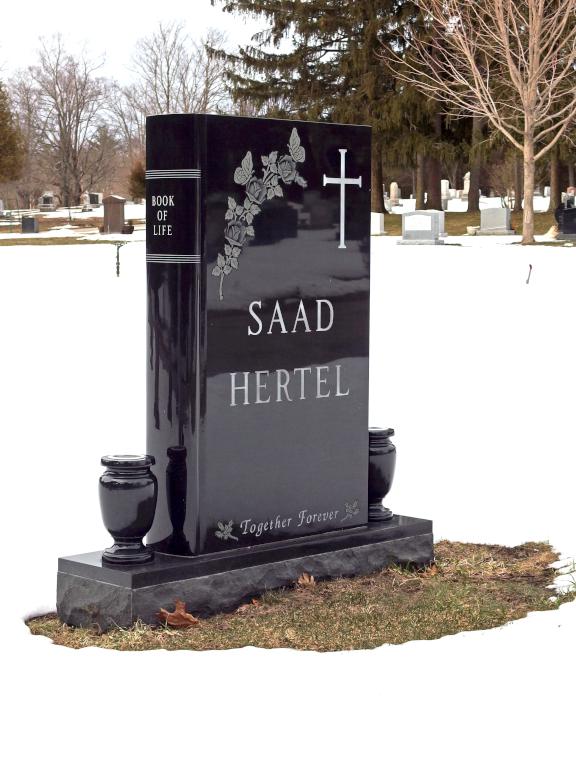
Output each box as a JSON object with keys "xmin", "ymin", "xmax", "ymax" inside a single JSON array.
[
  {"xmin": 0, "ymin": 81, "xmax": 24, "ymax": 183},
  {"xmin": 212, "ymin": 0, "xmax": 420, "ymax": 212}
]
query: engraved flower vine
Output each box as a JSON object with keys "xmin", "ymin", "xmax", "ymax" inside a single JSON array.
[
  {"xmin": 341, "ymin": 500, "xmax": 360, "ymax": 523},
  {"xmin": 215, "ymin": 521, "xmax": 239, "ymax": 542},
  {"xmin": 213, "ymin": 127, "xmax": 308, "ymax": 300}
]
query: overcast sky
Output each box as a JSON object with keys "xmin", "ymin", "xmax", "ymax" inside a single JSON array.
[{"xmin": 0, "ymin": 0, "xmax": 255, "ymax": 83}]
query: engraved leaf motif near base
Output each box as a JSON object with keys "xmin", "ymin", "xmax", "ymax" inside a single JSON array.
[
  {"xmin": 214, "ymin": 128, "xmax": 308, "ymax": 300},
  {"xmin": 341, "ymin": 500, "xmax": 361, "ymax": 523},
  {"xmin": 215, "ymin": 520, "xmax": 239, "ymax": 541}
]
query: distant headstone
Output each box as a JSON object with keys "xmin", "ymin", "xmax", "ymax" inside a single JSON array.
[
  {"xmin": 89, "ymin": 192, "xmax": 103, "ymax": 207},
  {"xmin": 102, "ymin": 195, "xmax": 126, "ymax": 234},
  {"xmin": 462, "ymin": 172, "xmax": 471, "ymax": 201},
  {"xmin": 371, "ymin": 211, "xmax": 386, "ymax": 235},
  {"xmin": 441, "ymin": 179, "xmax": 450, "ymax": 211},
  {"xmin": 0, "ymin": 199, "xmax": 4, "ymax": 214},
  {"xmin": 21, "ymin": 215, "xmax": 39, "ymax": 234},
  {"xmin": 80, "ymin": 192, "xmax": 92, "ymax": 212},
  {"xmin": 399, "ymin": 210, "xmax": 445, "ymax": 245},
  {"xmin": 390, "ymin": 181, "xmax": 400, "ymax": 206},
  {"xmin": 544, "ymin": 186, "xmax": 551, "ymax": 197},
  {"xmin": 558, "ymin": 207, "xmax": 576, "ymax": 239},
  {"xmin": 479, "ymin": 207, "xmax": 515, "ymax": 235},
  {"xmin": 38, "ymin": 191, "xmax": 56, "ymax": 212}
]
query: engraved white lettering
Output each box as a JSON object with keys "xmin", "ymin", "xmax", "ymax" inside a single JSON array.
[
  {"xmin": 255, "ymin": 370, "xmax": 271, "ymax": 404},
  {"xmin": 293, "ymin": 367, "xmax": 313, "ymax": 399},
  {"xmin": 316, "ymin": 299, "xmax": 334, "ymax": 332},
  {"xmin": 276, "ymin": 369, "xmax": 292, "ymax": 402},
  {"xmin": 247, "ymin": 300, "xmax": 263, "ymax": 336},
  {"xmin": 267, "ymin": 300, "xmax": 288, "ymax": 334},
  {"xmin": 291, "ymin": 300, "xmax": 311, "ymax": 333},
  {"xmin": 316, "ymin": 366, "xmax": 330, "ymax": 398},
  {"xmin": 335, "ymin": 364, "xmax": 350, "ymax": 397},
  {"xmin": 230, "ymin": 372, "xmax": 250, "ymax": 406}
]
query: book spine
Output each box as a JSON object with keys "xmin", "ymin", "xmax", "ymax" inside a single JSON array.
[{"xmin": 145, "ymin": 114, "xmax": 204, "ymax": 555}]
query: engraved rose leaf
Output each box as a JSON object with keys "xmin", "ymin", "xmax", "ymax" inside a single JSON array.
[
  {"xmin": 288, "ymin": 128, "xmax": 305, "ymax": 163},
  {"xmin": 274, "ymin": 185, "xmax": 283, "ymax": 197},
  {"xmin": 261, "ymin": 155, "xmax": 269, "ymax": 166},
  {"xmin": 242, "ymin": 151, "xmax": 253, "ymax": 178},
  {"xmin": 266, "ymin": 187, "xmax": 275, "ymax": 200},
  {"xmin": 217, "ymin": 253, "xmax": 225, "ymax": 268},
  {"xmin": 230, "ymin": 257, "xmax": 239, "ymax": 269},
  {"xmin": 228, "ymin": 197, "xmax": 236, "ymax": 210},
  {"xmin": 212, "ymin": 265, "xmax": 222, "ymax": 277},
  {"xmin": 269, "ymin": 151, "xmax": 278, "ymax": 163},
  {"xmin": 224, "ymin": 244, "xmax": 232, "ymax": 256}
]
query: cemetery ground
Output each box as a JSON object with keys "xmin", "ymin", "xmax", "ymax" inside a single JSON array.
[
  {"xmin": 2, "ymin": 231, "xmax": 575, "ymax": 768},
  {"xmin": 27, "ymin": 540, "xmax": 575, "ymax": 651}
]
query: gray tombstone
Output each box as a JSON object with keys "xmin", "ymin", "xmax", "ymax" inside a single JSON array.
[
  {"xmin": 0, "ymin": 199, "xmax": 4, "ymax": 215},
  {"xmin": 390, "ymin": 181, "xmax": 400, "ymax": 206},
  {"xmin": 398, "ymin": 210, "xmax": 445, "ymax": 245},
  {"xmin": 371, "ymin": 211, "xmax": 386, "ymax": 235},
  {"xmin": 21, "ymin": 215, "xmax": 39, "ymax": 234},
  {"xmin": 38, "ymin": 191, "xmax": 56, "ymax": 212},
  {"xmin": 441, "ymin": 179, "xmax": 450, "ymax": 210},
  {"xmin": 102, "ymin": 195, "xmax": 126, "ymax": 234},
  {"xmin": 479, "ymin": 207, "xmax": 515, "ymax": 235}
]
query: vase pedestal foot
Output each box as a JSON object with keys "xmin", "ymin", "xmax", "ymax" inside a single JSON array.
[{"xmin": 368, "ymin": 503, "xmax": 393, "ymax": 523}]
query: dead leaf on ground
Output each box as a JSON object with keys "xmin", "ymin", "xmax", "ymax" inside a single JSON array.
[
  {"xmin": 157, "ymin": 600, "xmax": 200, "ymax": 628},
  {"xmin": 297, "ymin": 572, "xmax": 316, "ymax": 588},
  {"xmin": 236, "ymin": 598, "xmax": 260, "ymax": 614},
  {"xmin": 421, "ymin": 563, "xmax": 439, "ymax": 578}
]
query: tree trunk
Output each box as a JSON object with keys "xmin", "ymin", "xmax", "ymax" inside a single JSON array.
[
  {"xmin": 426, "ymin": 111, "xmax": 442, "ymax": 210},
  {"xmin": 569, "ymin": 163, "xmax": 575, "ymax": 187},
  {"xmin": 513, "ymin": 155, "xmax": 523, "ymax": 212},
  {"xmin": 467, "ymin": 114, "xmax": 483, "ymax": 213},
  {"xmin": 550, "ymin": 145, "xmax": 561, "ymax": 209},
  {"xmin": 522, "ymin": 135, "xmax": 535, "ymax": 245},
  {"xmin": 371, "ymin": 134, "xmax": 384, "ymax": 212},
  {"xmin": 416, "ymin": 153, "xmax": 425, "ymax": 208}
]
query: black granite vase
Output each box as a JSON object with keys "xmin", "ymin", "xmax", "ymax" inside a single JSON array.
[
  {"xmin": 99, "ymin": 455, "xmax": 158, "ymax": 564},
  {"xmin": 368, "ymin": 428, "xmax": 396, "ymax": 523}
]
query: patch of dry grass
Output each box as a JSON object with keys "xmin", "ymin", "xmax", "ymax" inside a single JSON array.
[
  {"xmin": 0, "ymin": 238, "xmax": 109, "ymax": 247},
  {"xmin": 27, "ymin": 541, "xmax": 575, "ymax": 652}
]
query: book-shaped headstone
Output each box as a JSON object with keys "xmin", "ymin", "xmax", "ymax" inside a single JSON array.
[{"xmin": 146, "ymin": 114, "xmax": 371, "ymax": 555}]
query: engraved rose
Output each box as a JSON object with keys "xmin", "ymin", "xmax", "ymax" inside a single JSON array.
[
  {"xmin": 225, "ymin": 220, "xmax": 248, "ymax": 247},
  {"xmin": 215, "ymin": 128, "xmax": 307, "ymax": 301},
  {"xmin": 246, "ymin": 177, "xmax": 267, "ymax": 204},
  {"xmin": 277, "ymin": 154, "xmax": 297, "ymax": 183}
]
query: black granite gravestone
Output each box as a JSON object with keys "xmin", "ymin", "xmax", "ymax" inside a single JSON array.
[
  {"xmin": 558, "ymin": 205, "xmax": 576, "ymax": 239},
  {"xmin": 146, "ymin": 114, "xmax": 372, "ymax": 555},
  {"xmin": 57, "ymin": 114, "xmax": 433, "ymax": 628}
]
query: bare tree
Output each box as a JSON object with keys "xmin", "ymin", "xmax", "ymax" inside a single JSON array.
[
  {"xmin": 391, "ymin": 1, "xmax": 576, "ymax": 244},
  {"xmin": 131, "ymin": 23, "xmax": 229, "ymax": 115},
  {"xmin": 29, "ymin": 36, "xmax": 109, "ymax": 206}
]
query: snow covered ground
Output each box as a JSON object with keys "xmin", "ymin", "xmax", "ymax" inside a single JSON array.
[{"xmin": 0, "ymin": 234, "xmax": 574, "ymax": 767}]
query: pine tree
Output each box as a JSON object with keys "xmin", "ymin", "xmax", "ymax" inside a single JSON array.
[
  {"xmin": 0, "ymin": 81, "xmax": 24, "ymax": 183},
  {"xmin": 212, "ymin": 0, "xmax": 420, "ymax": 212}
]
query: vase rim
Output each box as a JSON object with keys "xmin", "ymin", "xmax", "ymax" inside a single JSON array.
[
  {"xmin": 369, "ymin": 427, "xmax": 395, "ymax": 438},
  {"xmin": 101, "ymin": 454, "xmax": 155, "ymax": 468}
]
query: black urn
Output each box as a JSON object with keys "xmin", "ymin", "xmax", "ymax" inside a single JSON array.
[
  {"xmin": 99, "ymin": 454, "xmax": 158, "ymax": 564},
  {"xmin": 368, "ymin": 428, "xmax": 396, "ymax": 523}
]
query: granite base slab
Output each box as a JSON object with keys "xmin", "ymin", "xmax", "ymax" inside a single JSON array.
[
  {"xmin": 478, "ymin": 229, "xmax": 516, "ymax": 235},
  {"xmin": 57, "ymin": 515, "xmax": 433, "ymax": 630},
  {"xmin": 397, "ymin": 239, "xmax": 445, "ymax": 246}
]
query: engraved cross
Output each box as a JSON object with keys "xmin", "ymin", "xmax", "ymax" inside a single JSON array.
[{"xmin": 323, "ymin": 149, "xmax": 362, "ymax": 249}]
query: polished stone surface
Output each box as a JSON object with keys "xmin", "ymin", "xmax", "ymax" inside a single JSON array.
[
  {"xmin": 57, "ymin": 516, "xmax": 433, "ymax": 628},
  {"xmin": 146, "ymin": 115, "xmax": 371, "ymax": 555}
]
